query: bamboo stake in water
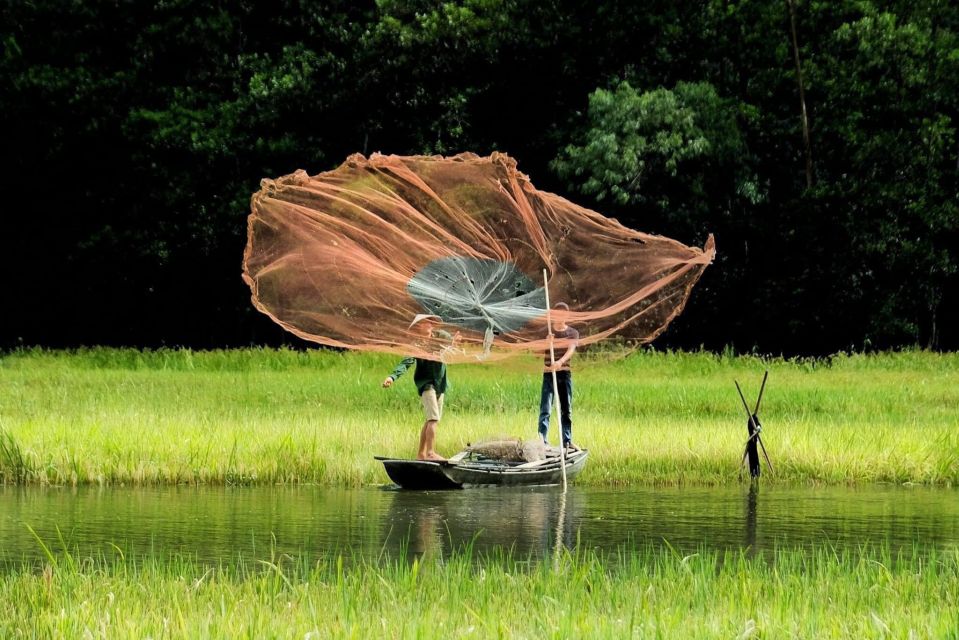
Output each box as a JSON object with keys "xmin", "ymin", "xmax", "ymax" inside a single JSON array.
[
  {"xmin": 753, "ymin": 370, "xmax": 769, "ymax": 415},
  {"xmin": 735, "ymin": 380, "xmax": 773, "ymax": 475},
  {"xmin": 543, "ymin": 269, "xmax": 567, "ymax": 492}
]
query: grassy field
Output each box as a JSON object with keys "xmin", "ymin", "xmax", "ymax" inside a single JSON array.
[
  {"xmin": 5, "ymin": 543, "xmax": 958, "ymax": 638},
  {"xmin": 1, "ymin": 347, "xmax": 957, "ymax": 486},
  {"xmin": 3, "ymin": 349, "xmax": 958, "ymax": 638}
]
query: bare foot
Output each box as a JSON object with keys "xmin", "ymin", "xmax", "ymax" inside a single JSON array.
[{"xmin": 419, "ymin": 452, "xmax": 446, "ymax": 462}]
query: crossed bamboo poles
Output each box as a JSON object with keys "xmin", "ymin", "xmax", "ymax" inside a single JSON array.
[{"xmin": 735, "ymin": 371, "xmax": 773, "ymax": 479}]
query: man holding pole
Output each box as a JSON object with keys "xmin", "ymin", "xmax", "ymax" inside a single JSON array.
[{"xmin": 538, "ymin": 302, "xmax": 580, "ymax": 451}]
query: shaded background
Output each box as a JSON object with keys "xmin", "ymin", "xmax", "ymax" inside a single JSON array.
[{"xmin": 3, "ymin": 0, "xmax": 957, "ymax": 354}]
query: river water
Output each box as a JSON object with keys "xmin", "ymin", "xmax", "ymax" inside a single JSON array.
[{"xmin": 1, "ymin": 484, "xmax": 956, "ymax": 568}]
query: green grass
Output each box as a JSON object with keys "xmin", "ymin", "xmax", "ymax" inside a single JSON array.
[
  {"xmin": 1, "ymin": 347, "xmax": 957, "ymax": 486},
  {"xmin": 4, "ymin": 543, "xmax": 958, "ymax": 638}
]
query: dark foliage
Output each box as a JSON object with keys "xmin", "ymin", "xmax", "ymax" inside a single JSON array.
[{"xmin": 2, "ymin": 0, "xmax": 956, "ymax": 353}]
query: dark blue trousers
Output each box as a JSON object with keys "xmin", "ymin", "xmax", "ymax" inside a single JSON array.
[{"xmin": 538, "ymin": 370, "xmax": 572, "ymax": 446}]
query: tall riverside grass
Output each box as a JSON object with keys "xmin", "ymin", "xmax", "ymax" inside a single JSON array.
[
  {"xmin": 3, "ymin": 544, "xmax": 958, "ymax": 638},
  {"xmin": 0, "ymin": 347, "xmax": 957, "ymax": 486},
  {"xmin": 0, "ymin": 426, "xmax": 33, "ymax": 484}
]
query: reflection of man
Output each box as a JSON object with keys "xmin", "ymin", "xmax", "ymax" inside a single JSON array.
[
  {"xmin": 382, "ymin": 314, "xmax": 457, "ymax": 461},
  {"xmin": 538, "ymin": 302, "xmax": 579, "ymax": 451}
]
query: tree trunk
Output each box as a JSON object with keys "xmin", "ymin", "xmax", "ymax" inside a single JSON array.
[
  {"xmin": 928, "ymin": 298, "xmax": 940, "ymax": 350},
  {"xmin": 786, "ymin": 0, "xmax": 813, "ymax": 189}
]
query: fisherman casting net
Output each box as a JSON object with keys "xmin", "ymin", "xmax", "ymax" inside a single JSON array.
[{"xmin": 243, "ymin": 152, "xmax": 715, "ymax": 362}]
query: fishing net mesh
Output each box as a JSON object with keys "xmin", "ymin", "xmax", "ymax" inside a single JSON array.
[{"xmin": 243, "ymin": 152, "xmax": 715, "ymax": 362}]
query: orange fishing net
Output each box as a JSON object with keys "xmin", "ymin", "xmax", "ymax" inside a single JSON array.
[{"xmin": 243, "ymin": 152, "xmax": 715, "ymax": 362}]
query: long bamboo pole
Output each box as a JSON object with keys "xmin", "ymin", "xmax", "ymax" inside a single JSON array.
[{"xmin": 543, "ymin": 269, "xmax": 567, "ymax": 492}]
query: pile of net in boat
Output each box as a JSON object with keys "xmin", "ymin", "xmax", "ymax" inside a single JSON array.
[
  {"xmin": 464, "ymin": 438, "xmax": 548, "ymax": 463},
  {"xmin": 243, "ymin": 152, "xmax": 715, "ymax": 362}
]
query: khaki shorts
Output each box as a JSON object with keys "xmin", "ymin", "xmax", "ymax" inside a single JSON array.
[{"xmin": 420, "ymin": 387, "xmax": 445, "ymax": 422}]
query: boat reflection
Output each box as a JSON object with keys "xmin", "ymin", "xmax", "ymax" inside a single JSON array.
[{"xmin": 381, "ymin": 486, "xmax": 585, "ymax": 560}]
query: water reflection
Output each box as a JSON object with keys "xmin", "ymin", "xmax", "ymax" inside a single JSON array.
[
  {"xmin": 1, "ymin": 484, "xmax": 957, "ymax": 569},
  {"xmin": 744, "ymin": 482, "xmax": 758, "ymax": 554},
  {"xmin": 381, "ymin": 487, "xmax": 583, "ymax": 561}
]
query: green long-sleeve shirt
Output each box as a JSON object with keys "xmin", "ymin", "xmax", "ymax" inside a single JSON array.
[
  {"xmin": 389, "ymin": 329, "xmax": 451, "ymax": 395},
  {"xmin": 389, "ymin": 356, "xmax": 448, "ymax": 396}
]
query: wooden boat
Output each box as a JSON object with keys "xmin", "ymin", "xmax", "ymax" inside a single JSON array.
[{"xmin": 375, "ymin": 449, "xmax": 589, "ymax": 490}]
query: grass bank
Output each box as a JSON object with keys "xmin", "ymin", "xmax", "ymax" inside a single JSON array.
[
  {"xmin": 0, "ymin": 348, "xmax": 957, "ymax": 486},
  {"xmin": 5, "ymin": 544, "xmax": 957, "ymax": 638}
]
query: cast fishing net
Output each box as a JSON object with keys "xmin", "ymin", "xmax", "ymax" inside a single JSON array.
[{"xmin": 243, "ymin": 152, "xmax": 715, "ymax": 362}]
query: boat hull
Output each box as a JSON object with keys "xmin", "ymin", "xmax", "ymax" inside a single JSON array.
[{"xmin": 376, "ymin": 451, "xmax": 588, "ymax": 490}]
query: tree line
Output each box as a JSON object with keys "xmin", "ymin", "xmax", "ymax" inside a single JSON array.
[{"xmin": 3, "ymin": 0, "xmax": 957, "ymax": 353}]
